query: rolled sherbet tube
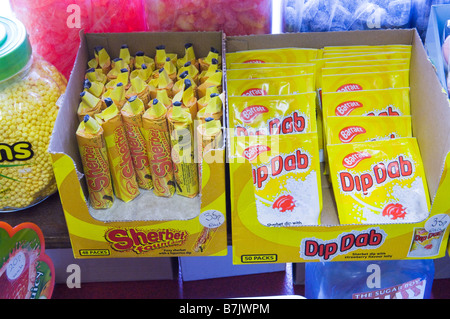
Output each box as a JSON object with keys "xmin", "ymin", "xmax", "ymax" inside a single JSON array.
[
  {"xmin": 76, "ymin": 115, "xmax": 114, "ymax": 209},
  {"xmin": 196, "ymin": 117, "xmax": 223, "ymax": 192},
  {"xmin": 199, "ymin": 47, "xmax": 220, "ymax": 71},
  {"xmin": 121, "ymin": 96, "xmax": 154, "ymax": 190},
  {"xmin": 196, "ymin": 93, "xmax": 223, "ymax": 123},
  {"xmin": 83, "ymin": 79, "xmax": 105, "ymax": 98},
  {"xmin": 77, "ymin": 91, "xmax": 103, "ymax": 122},
  {"xmin": 142, "ymin": 98, "xmax": 175, "ymax": 197},
  {"xmin": 167, "ymin": 104, "xmax": 199, "ymax": 198},
  {"xmin": 96, "ymin": 103, "xmax": 140, "ymax": 202},
  {"xmin": 197, "ymin": 86, "xmax": 220, "ymax": 111}
]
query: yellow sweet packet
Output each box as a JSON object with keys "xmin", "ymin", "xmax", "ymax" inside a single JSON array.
[
  {"xmin": 226, "ymin": 48, "xmax": 319, "ymax": 68},
  {"xmin": 327, "ymin": 138, "xmax": 430, "ymax": 225},
  {"xmin": 229, "ymin": 62, "xmax": 312, "ymax": 69},
  {"xmin": 227, "ymin": 74, "xmax": 315, "ymax": 97},
  {"xmin": 231, "ymin": 133, "xmax": 322, "ymax": 226},
  {"xmin": 321, "ymin": 70, "xmax": 409, "ymax": 93},
  {"xmin": 321, "ymin": 63, "xmax": 410, "ymax": 76},
  {"xmin": 227, "ymin": 64, "xmax": 316, "ymax": 80},
  {"xmin": 322, "ymin": 44, "xmax": 411, "ymax": 54},
  {"xmin": 321, "ymin": 88, "xmax": 411, "ymax": 119},
  {"xmin": 228, "ymin": 93, "xmax": 317, "ymax": 136},
  {"xmin": 323, "ymin": 58, "xmax": 410, "ymax": 69},
  {"xmin": 326, "ymin": 116, "xmax": 412, "ymax": 145},
  {"xmin": 322, "ymin": 51, "xmax": 411, "ymax": 61}
]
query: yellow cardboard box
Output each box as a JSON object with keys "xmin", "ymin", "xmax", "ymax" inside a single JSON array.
[
  {"xmin": 49, "ymin": 31, "xmax": 227, "ymax": 258},
  {"xmin": 227, "ymin": 29, "xmax": 450, "ymax": 264}
]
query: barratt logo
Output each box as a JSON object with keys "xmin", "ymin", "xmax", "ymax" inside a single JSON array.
[
  {"xmin": 339, "ymin": 126, "xmax": 367, "ymax": 143},
  {"xmin": 105, "ymin": 227, "xmax": 188, "ymax": 254},
  {"xmin": 343, "ymin": 151, "xmax": 372, "ymax": 169},
  {"xmin": 243, "ymin": 145, "xmax": 271, "ymax": 161},
  {"xmin": 241, "ymin": 88, "xmax": 267, "ymax": 96},
  {"xmin": 335, "ymin": 101, "xmax": 363, "ymax": 116},
  {"xmin": 243, "ymin": 59, "xmax": 265, "ymax": 63},
  {"xmin": 336, "ymin": 83, "xmax": 363, "ymax": 92},
  {"xmin": 240, "ymin": 105, "xmax": 268, "ymax": 123}
]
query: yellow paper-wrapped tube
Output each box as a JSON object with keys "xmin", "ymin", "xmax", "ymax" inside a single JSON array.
[
  {"xmin": 173, "ymin": 78, "xmax": 198, "ymax": 120},
  {"xmin": 94, "ymin": 46, "xmax": 111, "ymax": 74},
  {"xmin": 196, "ymin": 117, "xmax": 223, "ymax": 192},
  {"xmin": 177, "ymin": 61, "xmax": 199, "ymax": 84},
  {"xmin": 197, "ymin": 86, "xmax": 219, "ymax": 111},
  {"xmin": 156, "ymin": 89, "xmax": 172, "ymax": 109},
  {"xmin": 126, "ymin": 76, "xmax": 150, "ymax": 106},
  {"xmin": 103, "ymin": 82, "xmax": 127, "ymax": 109},
  {"xmin": 85, "ymin": 67, "xmax": 107, "ymax": 84},
  {"xmin": 77, "ymin": 91, "xmax": 104, "ymax": 122},
  {"xmin": 107, "ymin": 58, "xmax": 130, "ymax": 81},
  {"xmin": 130, "ymin": 63, "xmax": 152, "ymax": 83},
  {"xmin": 76, "ymin": 115, "xmax": 114, "ymax": 209},
  {"xmin": 199, "ymin": 47, "xmax": 221, "ymax": 71},
  {"xmin": 142, "ymin": 98, "xmax": 175, "ymax": 197},
  {"xmin": 198, "ymin": 71, "xmax": 222, "ymax": 99},
  {"xmin": 105, "ymin": 68, "xmax": 130, "ymax": 90},
  {"xmin": 199, "ymin": 58, "xmax": 219, "ymax": 84},
  {"xmin": 196, "ymin": 93, "xmax": 223, "ymax": 123},
  {"xmin": 149, "ymin": 67, "xmax": 174, "ymax": 99},
  {"xmin": 134, "ymin": 51, "xmax": 155, "ymax": 71},
  {"xmin": 83, "ymin": 79, "xmax": 105, "ymax": 98},
  {"xmin": 172, "ymin": 71, "xmax": 198, "ymax": 97},
  {"xmin": 121, "ymin": 96, "xmax": 154, "ymax": 190},
  {"xmin": 167, "ymin": 102, "xmax": 199, "ymax": 198},
  {"xmin": 177, "ymin": 43, "xmax": 199, "ymax": 70},
  {"xmin": 96, "ymin": 103, "xmax": 140, "ymax": 202},
  {"xmin": 119, "ymin": 44, "xmax": 135, "ymax": 70},
  {"xmin": 155, "ymin": 44, "xmax": 177, "ymax": 69}
]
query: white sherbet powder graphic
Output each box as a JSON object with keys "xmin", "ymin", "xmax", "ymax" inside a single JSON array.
[{"xmin": 255, "ymin": 171, "xmax": 320, "ymax": 227}]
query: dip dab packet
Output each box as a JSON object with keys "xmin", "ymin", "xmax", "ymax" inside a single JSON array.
[
  {"xmin": 327, "ymin": 138, "xmax": 430, "ymax": 225},
  {"xmin": 230, "ymin": 133, "xmax": 322, "ymax": 226},
  {"xmin": 228, "ymin": 93, "xmax": 317, "ymax": 136}
]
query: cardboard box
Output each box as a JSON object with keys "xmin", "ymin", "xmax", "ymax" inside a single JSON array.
[
  {"xmin": 227, "ymin": 29, "xmax": 450, "ymax": 264},
  {"xmin": 179, "ymin": 246, "xmax": 285, "ymax": 281},
  {"xmin": 49, "ymin": 31, "xmax": 228, "ymax": 259},
  {"xmin": 425, "ymin": 4, "xmax": 450, "ymax": 95}
]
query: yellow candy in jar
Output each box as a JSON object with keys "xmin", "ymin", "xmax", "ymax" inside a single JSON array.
[{"xmin": 0, "ymin": 16, "xmax": 66, "ymax": 211}]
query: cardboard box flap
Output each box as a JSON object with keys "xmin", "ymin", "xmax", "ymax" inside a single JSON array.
[
  {"xmin": 410, "ymin": 30, "xmax": 450, "ymax": 201},
  {"xmin": 49, "ymin": 30, "xmax": 88, "ymax": 180}
]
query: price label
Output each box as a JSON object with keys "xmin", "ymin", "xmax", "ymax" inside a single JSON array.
[
  {"xmin": 199, "ymin": 210, "xmax": 225, "ymax": 229},
  {"xmin": 424, "ymin": 214, "xmax": 450, "ymax": 233}
]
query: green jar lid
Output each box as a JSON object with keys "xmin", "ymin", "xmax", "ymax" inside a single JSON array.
[{"xmin": 0, "ymin": 16, "xmax": 32, "ymax": 81}]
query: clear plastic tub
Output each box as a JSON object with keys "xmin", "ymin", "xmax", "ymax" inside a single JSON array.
[
  {"xmin": 0, "ymin": 16, "xmax": 67, "ymax": 212},
  {"xmin": 9, "ymin": 0, "xmax": 148, "ymax": 79},
  {"xmin": 282, "ymin": 0, "xmax": 414, "ymax": 33},
  {"xmin": 145, "ymin": 0, "xmax": 272, "ymax": 35}
]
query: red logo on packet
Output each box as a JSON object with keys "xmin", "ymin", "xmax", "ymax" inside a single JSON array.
[
  {"xmin": 339, "ymin": 126, "xmax": 367, "ymax": 143},
  {"xmin": 382, "ymin": 203, "xmax": 407, "ymax": 220},
  {"xmin": 243, "ymin": 59, "xmax": 266, "ymax": 63},
  {"xmin": 336, "ymin": 83, "xmax": 363, "ymax": 92},
  {"xmin": 335, "ymin": 101, "xmax": 363, "ymax": 116},
  {"xmin": 243, "ymin": 145, "xmax": 271, "ymax": 161},
  {"xmin": 241, "ymin": 88, "xmax": 268, "ymax": 96},
  {"xmin": 240, "ymin": 105, "xmax": 269, "ymax": 123},
  {"xmin": 342, "ymin": 151, "xmax": 372, "ymax": 169},
  {"xmin": 272, "ymin": 195, "xmax": 296, "ymax": 212}
]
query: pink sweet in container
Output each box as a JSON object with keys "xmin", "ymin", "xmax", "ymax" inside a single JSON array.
[
  {"xmin": 145, "ymin": 0, "xmax": 272, "ymax": 35},
  {"xmin": 9, "ymin": 0, "xmax": 148, "ymax": 79}
]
